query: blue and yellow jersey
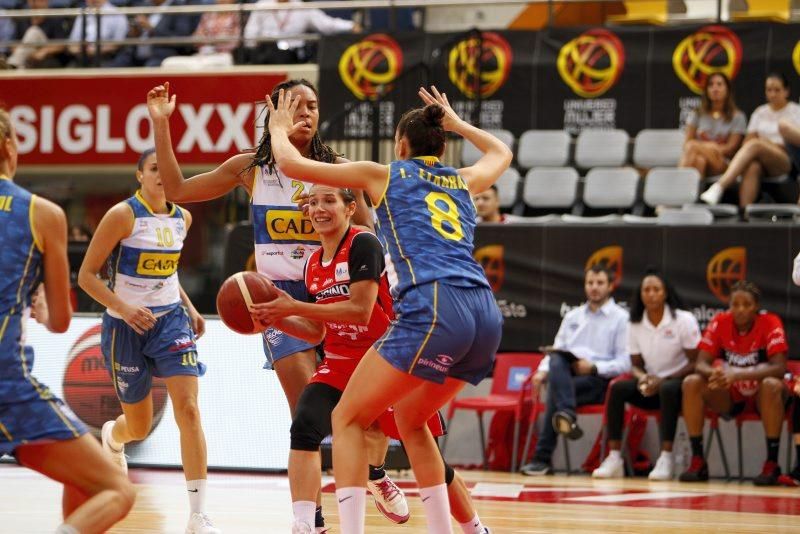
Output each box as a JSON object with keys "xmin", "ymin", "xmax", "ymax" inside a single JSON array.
[
  {"xmin": 251, "ymin": 164, "xmax": 320, "ymax": 281},
  {"xmin": 373, "ymin": 157, "xmax": 490, "ymax": 298},
  {"xmin": 0, "ymin": 177, "xmax": 51, "ymax": 403},
  {"xmin": 106, "ymin": 191, "xmax": 185, "ymax": 316}
]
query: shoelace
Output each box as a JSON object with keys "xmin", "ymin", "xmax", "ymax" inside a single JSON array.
[{"xmin": 375, "ymin": 479, "xmax": 401, "ymax": 502}]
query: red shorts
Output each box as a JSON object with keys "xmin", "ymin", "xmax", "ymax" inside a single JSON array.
[{"xmin": 310, "ymin": 359, "xmax": 446, "ymax": 440}]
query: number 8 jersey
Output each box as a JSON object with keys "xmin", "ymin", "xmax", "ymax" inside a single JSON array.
[
  {"xmin": 106, "ymin": 191, "xmax": 186, "ymax": 316},
  {"xmin": 373, "ymin": 157, "xmax": 490, "ymax": 299}
]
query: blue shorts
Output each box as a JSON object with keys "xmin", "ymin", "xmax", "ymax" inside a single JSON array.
[
  {"xmin": 262, "ymin": 280, "xmax": 317, "ymax": 370},
  {"xmin": 376, "ymin": 282, "xmax": 503, "ymax": 385},
  {"xmin": 0, "ymin": 396, "xmax": 87, "ymax": 456},
  {"xmin": 101, "ymin": 305, "xmax": 205, "ymax": 404}
]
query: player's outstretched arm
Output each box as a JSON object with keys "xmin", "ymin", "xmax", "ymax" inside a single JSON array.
[
  {"xmin": 418, "ymin": 86, "xmax": 512, "ymax": 194},
  {"xmin": 267, "ymin": 89, "xmax": 387, "ymax": 204},
  {"xmin": 32, "ymin": 196, "xmax": 72, "ymax": 333},
  {"xmin": 148, "ymin": 82, "xmax": 251, "ymax": 203}
]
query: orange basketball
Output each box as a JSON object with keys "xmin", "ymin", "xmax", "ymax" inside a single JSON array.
[
  {"xmin": 216, "ymin": 271, "xmax": 278, "ymax": 334},
  {"xmin": 62, "ymin": 324, "xmax": 168, "ymax": 436}
]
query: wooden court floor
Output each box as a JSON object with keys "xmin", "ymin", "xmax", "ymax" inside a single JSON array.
[{"xmin": 2, "ymin": 464, "xmax": 800, "ymax": 533}]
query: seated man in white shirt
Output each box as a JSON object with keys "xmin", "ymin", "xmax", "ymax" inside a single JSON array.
[
  {"xmin": 67, "ymin": 0, "xmax": 129, "ymax": 65},
  {"xmin": 243, "ymin": 0, "xmax": 359, "ymax": 64},
  {"xmin": 520, "ymin": 265, "xmax": 630, "ymax": 476}
]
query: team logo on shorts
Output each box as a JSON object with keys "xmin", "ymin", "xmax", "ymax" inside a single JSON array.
[
  {"xmin": 266, "ymin": 328, "xmax": 284, "ymax": 347},
  {"xmin": 585, "ymin": 245, "xmax": 623, "ymax": 290},
  {"xmin": 418, "ymin": 354, "xmax": 455, "ymax": 373},
  {"xmin": 557, "ymin": 29, "xmax": 625, "ymax": 98},
  {"xmin": 474, "ymin": 245, "xmax": 505, "ymax": 293},
  {"xmin": 448, "ymin": 32, "xmax": 513, "ymax": 99},
  {"xmin": 672, "ymin": 25, "xmax": 742, "ymax": 95},
  {"xmin": 339, "ymin": 33, "xmax": 404, "ymax": 100},
  {"xmin": 706, "ymin": 247, "xmax": 746, "ymax": 304}
]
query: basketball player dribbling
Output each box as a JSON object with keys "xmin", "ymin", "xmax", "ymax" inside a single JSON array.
[
  {"xmin": 265, "ymin": 87, "xmax": 510, "ymax": 533},
  {"xmin": 78, "ymin": 149, "xmax": 220, "ymax": 533},
  {"xmin": 0, "ymin": 108, "xmax": 136, "ymax": 534},
  {"xmin": 146, "ymin": 79, "xmax": 409, "ymax": 531},
  {"xmin": 252, "ymin": 183, "xmax": 492, "ymax": 534}
]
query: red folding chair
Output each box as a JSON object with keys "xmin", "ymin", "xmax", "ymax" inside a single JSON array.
[{"xmin": 442, "ymin": 352, "xmax": 543, "ymax": 473}]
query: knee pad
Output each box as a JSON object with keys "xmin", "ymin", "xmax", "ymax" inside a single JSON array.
[
  {"xmin": 290, "ymin": 406, "xmax": 329, "ymax": 452},
  {"xmin": 444, "ymin": 462, "xmax": 455, "ymax": 485}
]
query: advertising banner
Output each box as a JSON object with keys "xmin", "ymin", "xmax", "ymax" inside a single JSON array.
[{"xmin": 3, "ymin": 70, "xmax": 285, "ymax": 166}]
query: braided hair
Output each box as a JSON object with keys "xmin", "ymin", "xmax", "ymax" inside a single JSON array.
[{"xmin": 247, "ymin": 79, "xmax": 339, "ymax": 176}]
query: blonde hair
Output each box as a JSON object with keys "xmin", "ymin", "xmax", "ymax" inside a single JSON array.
[{"xmin": 0, "ymin": 109, "xmax": 11, "ymax": 145}]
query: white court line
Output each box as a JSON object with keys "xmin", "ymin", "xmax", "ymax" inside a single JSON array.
[
  {"xmin": 471, "ymin": 482, "xmax": 525, "ymax": 498},
  {"xmin": 563, "ymin": 491, "xmax": 709, "ymax": 503}
]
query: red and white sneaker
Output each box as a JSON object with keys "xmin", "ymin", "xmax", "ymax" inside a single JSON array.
[{"xmin": 367, "ymin": 476, "xmax": 410, "ymax": 524}]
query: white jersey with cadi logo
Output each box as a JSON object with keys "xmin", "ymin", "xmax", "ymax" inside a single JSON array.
[
  {"xmin": 107, "ymin": 191, "xmax": 186, "ymax": 317},
  {"xmin": 251, "ymin": 165, "xmax": 320, "ymax": 281}
]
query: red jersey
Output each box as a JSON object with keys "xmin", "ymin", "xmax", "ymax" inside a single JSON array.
[
  {"xmin": 698, "ymin": 311, "xmax": 788, "ymax": 398},
  {"xmin": 305, "ymin": 226, "xmax": 393, "ymax": 389}
]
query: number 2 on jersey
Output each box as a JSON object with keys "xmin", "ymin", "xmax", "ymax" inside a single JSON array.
[
  {"xmin": 290, "ymin": 180, "xmax": 305, "ymax": 203},
  {"xmin": 425, "ymin": 192, "xmax": 463, "ymax": 241}
]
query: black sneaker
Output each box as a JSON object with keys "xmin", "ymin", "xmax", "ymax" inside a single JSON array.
[
  {"xmin": 552, "ymin": 410, "xmax": 583, "ymax": 440},
  {"xmin": 678, "ymin": 456, "xmax": 709, "ymax": 482},
  {"xmin": 778, "ymin": 465, "xmax": 800, "ymax": 487},
  {"xmin": 520, "ymin": 459, "xmax": 553, "ymax": 476},
  {"xmin": 753, "ymin": 460, "xmax": 781, "ymax": 486}
]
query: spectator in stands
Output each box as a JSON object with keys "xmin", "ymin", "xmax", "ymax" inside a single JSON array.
[
  {"xmin": 6, "ymin": 0, "xmax": 72, "ymax": 68},
  {"xmin": 243, "ymin": 0, "xmax": 359, "ymax": 64},
  {"xmin": 592, "ymin": 270, "xmax": 700, "ymax": 480},
  {"xmin": 700, "ymin": 73, "xmax": 800, "ymax": 208},
  {"xmin": 110, "ymin": 0, "xmax": 199, "ymax": 67},
  {"xmin": 69, "ymin": 224, "xmax": 92, "ymax": 242},
  {"xmin": 679, "ymin": 280, "xmax": 787, "ymax": 485},
  {"xmin": 520, "ymin": 265, "xmax": 629, "ymax": 476},
  {"xmin": 67, "ymin": 0, "xmax": 129, "ymax": 66},
  {"xmin": 679, "ymin": 73, "xmax": 746, "ymax": 179},
  {"xmin": 192, "ymin": 0, "xmax": 240, "ymax": 55},
  {"xmin": 474, "ymin": 185, "xmax": 522, "ymax": 224}
]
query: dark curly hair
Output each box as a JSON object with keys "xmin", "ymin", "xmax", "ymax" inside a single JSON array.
[
  {"xmin": 628, "ymin": 268, "xmax": 686, "ymax": 323},
  {"xmin": 246, "ymin": 79, "xmax": 339, "ymax": 176}
]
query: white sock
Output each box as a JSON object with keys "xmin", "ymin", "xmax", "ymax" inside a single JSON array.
[
  {"xmin": 292, "ymin": 500, "xmax": 317, "ymax": 527},
  {"xmin": 419, "ymin": 484, "xmax": 453, "ymax": 534},
  {"xmin": 186, "ymin": 479, "xmax": 206, "ymax": 514},
  {"xmin": 660, "ymin": 451, "xmax": 673, "ymax": 460},
  {"xmin": 459, "ymin": 514, "xmax": 485, "ymax": 534},
  {"xmin": 335, "ymin": 487, "xmax": 365, "ymax": 534},
  {"xmin": 608, "ymin": 450, "xmax": 622, "ymax": 461},
  {"xmin": 55, "ymin": 525, "xmax": 79, "ymax": 534}
]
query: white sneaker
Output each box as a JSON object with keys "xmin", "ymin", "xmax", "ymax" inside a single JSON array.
[
  {"xmin": 291, "ymin": 520, "xmax": 314, "ymax": 534},
  {"xmin": 592, "ymin": 453, "xmax": 625, "ymax": 479},
  {"xmin": 648, "ymin": 453, "xmax": 674, "ymax": 481},
  {"xmin": 367, "ymin": 475, "xmax": 410, "ymax": 524},
  {"xmin": 185, "ymin": 512, "xmax": 221, "ymax": 534},
  {"xmin": 101, "ymin": 421, "xmax": 127, "ymax": 475},
  {"xmin": 699, "ymin": 183, "xmax": 723, "ymax": 205}
]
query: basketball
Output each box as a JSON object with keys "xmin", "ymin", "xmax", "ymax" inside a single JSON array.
[
  {"xmin": 62, "ymin": 324, "xmax": 168, "ymax": 436},
  {"xmin": 216, "ymin": 271, "xmax": 278, "ymax": 334}
]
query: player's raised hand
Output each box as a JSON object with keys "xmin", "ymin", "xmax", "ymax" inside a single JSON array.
[
  {"xmin": 418, "ymin": 85, "xmax": 463, "ymax": 132},
  {"xmin": 266, "ymin": 89, "xmax": 303, "ymax": 137},
  {"xmin": 147, "ymin": 82, "xmax": 176, "ymax": 121}
]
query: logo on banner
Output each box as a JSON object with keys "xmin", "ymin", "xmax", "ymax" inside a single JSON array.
[
  {"xmin": 61, "ymin": 324, "xmax": 168, "ymax": 436},
  {"xmin": 474, "ymin": 244, "xmax": 505, "ymax": 292},
  {"xmin": 793, "ymin": 40, "xmax": 800, "ymax": 76},
  {"xmin": 706, "ymin": 246, "xmax": 747, "ymax": 303},
  {"xmin": 673, "ymin": 25, "xmax": 742, "ymax": 95},
  {"xmin": 448, "ymin": 32, "xmax": 513, "ymax": 99},
  {"xmin": 339, "ymin": 34, "xmax": 404, "ymax": 100},
  {"xmin": 557, "ymin": 29, "xmax": 626, "ymax": 98},
  {"xmin": 585, "ymin": 245, "xmax": 623, "ymax": 290}
]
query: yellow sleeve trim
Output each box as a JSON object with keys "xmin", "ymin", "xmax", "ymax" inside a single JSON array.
[
  {"xmin": 29, "ymin": 195, "xmax": 43, "ymax": 253},
  {"xmin": 373, "ymin": 164, "xmax": 391, "ymax": 209}
]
